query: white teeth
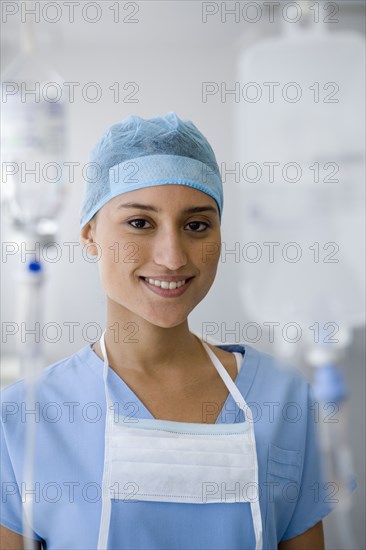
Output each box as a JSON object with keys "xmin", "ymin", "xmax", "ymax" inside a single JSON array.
[{"xmin": 144, "ymin": 277, "xmax": 187, "ymax": 289}]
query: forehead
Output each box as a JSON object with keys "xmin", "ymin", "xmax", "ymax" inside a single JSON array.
[{"xmin": 106, "ymin": 185, "xmax": 219, "ymax": 213}]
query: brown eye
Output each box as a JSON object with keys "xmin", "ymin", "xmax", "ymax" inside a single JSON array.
[
  {"xmin": 186, "ymin": 221, "xmax": 210, "ymax": 232},
  {"xmin": 128, "ymin": 219, "xmax": 152, "ymax": 229}
]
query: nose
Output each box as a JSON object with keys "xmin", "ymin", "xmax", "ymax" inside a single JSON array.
[{"xmin": 152, "ymin": 226, "xmax": 188, "ymax": 271}]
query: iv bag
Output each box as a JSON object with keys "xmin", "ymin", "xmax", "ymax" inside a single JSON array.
[
  {"xmin": 1, "ymin": 48, "xmax": 68, "ymax": 232},
  {"xmin": 235, "ymin": 21, "xmax": 365, "ymax": 332}
]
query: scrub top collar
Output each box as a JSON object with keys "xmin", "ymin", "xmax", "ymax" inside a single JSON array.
[{"xmin": 83, "ymin": 340, "xmax": 261, "ymax": 424}]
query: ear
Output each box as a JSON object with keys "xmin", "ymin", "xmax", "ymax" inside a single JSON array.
[{"xmin": 79, "ymin": 220, "xmax": 99, "ymax": 256}]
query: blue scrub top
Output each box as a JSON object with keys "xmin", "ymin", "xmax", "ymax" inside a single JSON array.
[{"xmin": 1, "ymin": 342, "xmax": 333, "ymax": 549}]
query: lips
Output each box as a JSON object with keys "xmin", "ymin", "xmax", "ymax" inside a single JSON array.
[
  {"xmin": 139, "ymin": 276, "xmax": 194, "ymax": 297},
  {"xmin": 141, "ymin": 277, "xmax": 193, "ymax": 289},
  {"xmin": 140, "ymin": 275, "xmax": 193, "ymax": 282}
]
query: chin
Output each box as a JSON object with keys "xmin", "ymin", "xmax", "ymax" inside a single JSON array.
[
  {"xmin": 142, "ymin": 309, "xmax": 190, "ymax": 329},
  {"xmin": 148, "ymin": 317, "xmax": 187, "ymax": 330}
]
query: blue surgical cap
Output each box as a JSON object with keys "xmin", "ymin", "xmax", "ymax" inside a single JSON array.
[{"xmin": 79, "ymin": 112, "xmax": 223, "ymax": 229}]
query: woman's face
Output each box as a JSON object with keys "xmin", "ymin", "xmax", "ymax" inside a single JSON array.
[{"xmin": 80, "ymin": 185, "xmax": 221, "ymax": 329}]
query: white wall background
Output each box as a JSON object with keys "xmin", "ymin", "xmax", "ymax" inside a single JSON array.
[{"xmin": 1, "ymin": 1, "xmax": 365, "ymax": 548}]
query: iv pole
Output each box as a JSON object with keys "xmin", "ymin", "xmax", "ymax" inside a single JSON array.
[{"xmin": 2, "ymin": 7, "xmax": 67, "ymax": 546}]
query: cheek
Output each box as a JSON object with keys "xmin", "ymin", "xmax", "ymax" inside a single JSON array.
[
  {"xmin": 205, "ymin": 257, "xmax": 220, "ymax": 284},
  {"xmin": 199, "ymin": 232, "xmax": 221, "ymax": 265},
  {"xmin": 97, "ymin": 238, "xmax": 147, "ymax": 289},
  {"xmin": 200, "ymin": 243, "xmax": 221, "ymax": 274},
  {"xmin": 96, "ymin": 239, "xmax": 127, "ymax": 288},
  {"xmin": 99, "ymin": 234, "xmax": 139, "ymax": 265},
  {"xmin": 122, "ymin": 240, "xmax": 142, "ymax": 265}
]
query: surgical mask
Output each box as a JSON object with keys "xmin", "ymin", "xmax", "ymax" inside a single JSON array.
[{"xmin": 97, "ymin": 330, "xmax": 263, "ymax": 550}]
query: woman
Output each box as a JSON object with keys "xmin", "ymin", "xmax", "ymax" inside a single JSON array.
[{"xmin": 1, "ymin": 113, "xmax": 332, "ymax": 549}]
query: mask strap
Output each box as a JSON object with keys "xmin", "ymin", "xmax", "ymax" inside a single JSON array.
[
  {"xmin": 200, "ymin": 339, "xmax": 263, "ymax": 550},
  {"xmin": 199, "ymin": 340, "xmax": 252, "ymax": 419},
  {"xmin": 97, "ymin": 330, "xmax": 113, "ymax": 550}
]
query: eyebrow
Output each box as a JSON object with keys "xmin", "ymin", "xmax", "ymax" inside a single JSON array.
[{"xmin": 116, "ymin": 202, "xmax": 218, "ymax": 215}]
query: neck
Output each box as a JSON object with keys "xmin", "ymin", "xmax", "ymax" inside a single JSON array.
[{"xmin": 93, "ymin": 300, "xmax": 205, "ymax": 379}]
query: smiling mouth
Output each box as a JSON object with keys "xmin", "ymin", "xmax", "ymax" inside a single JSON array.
[{"xmin": 140, "ymin": 277, "xmax": 193, "ymax": 290}]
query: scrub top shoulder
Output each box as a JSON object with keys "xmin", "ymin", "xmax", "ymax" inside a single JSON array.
[{"xmin": 1, "ymin": 341, "xmax": 334, "ymax": 549}]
